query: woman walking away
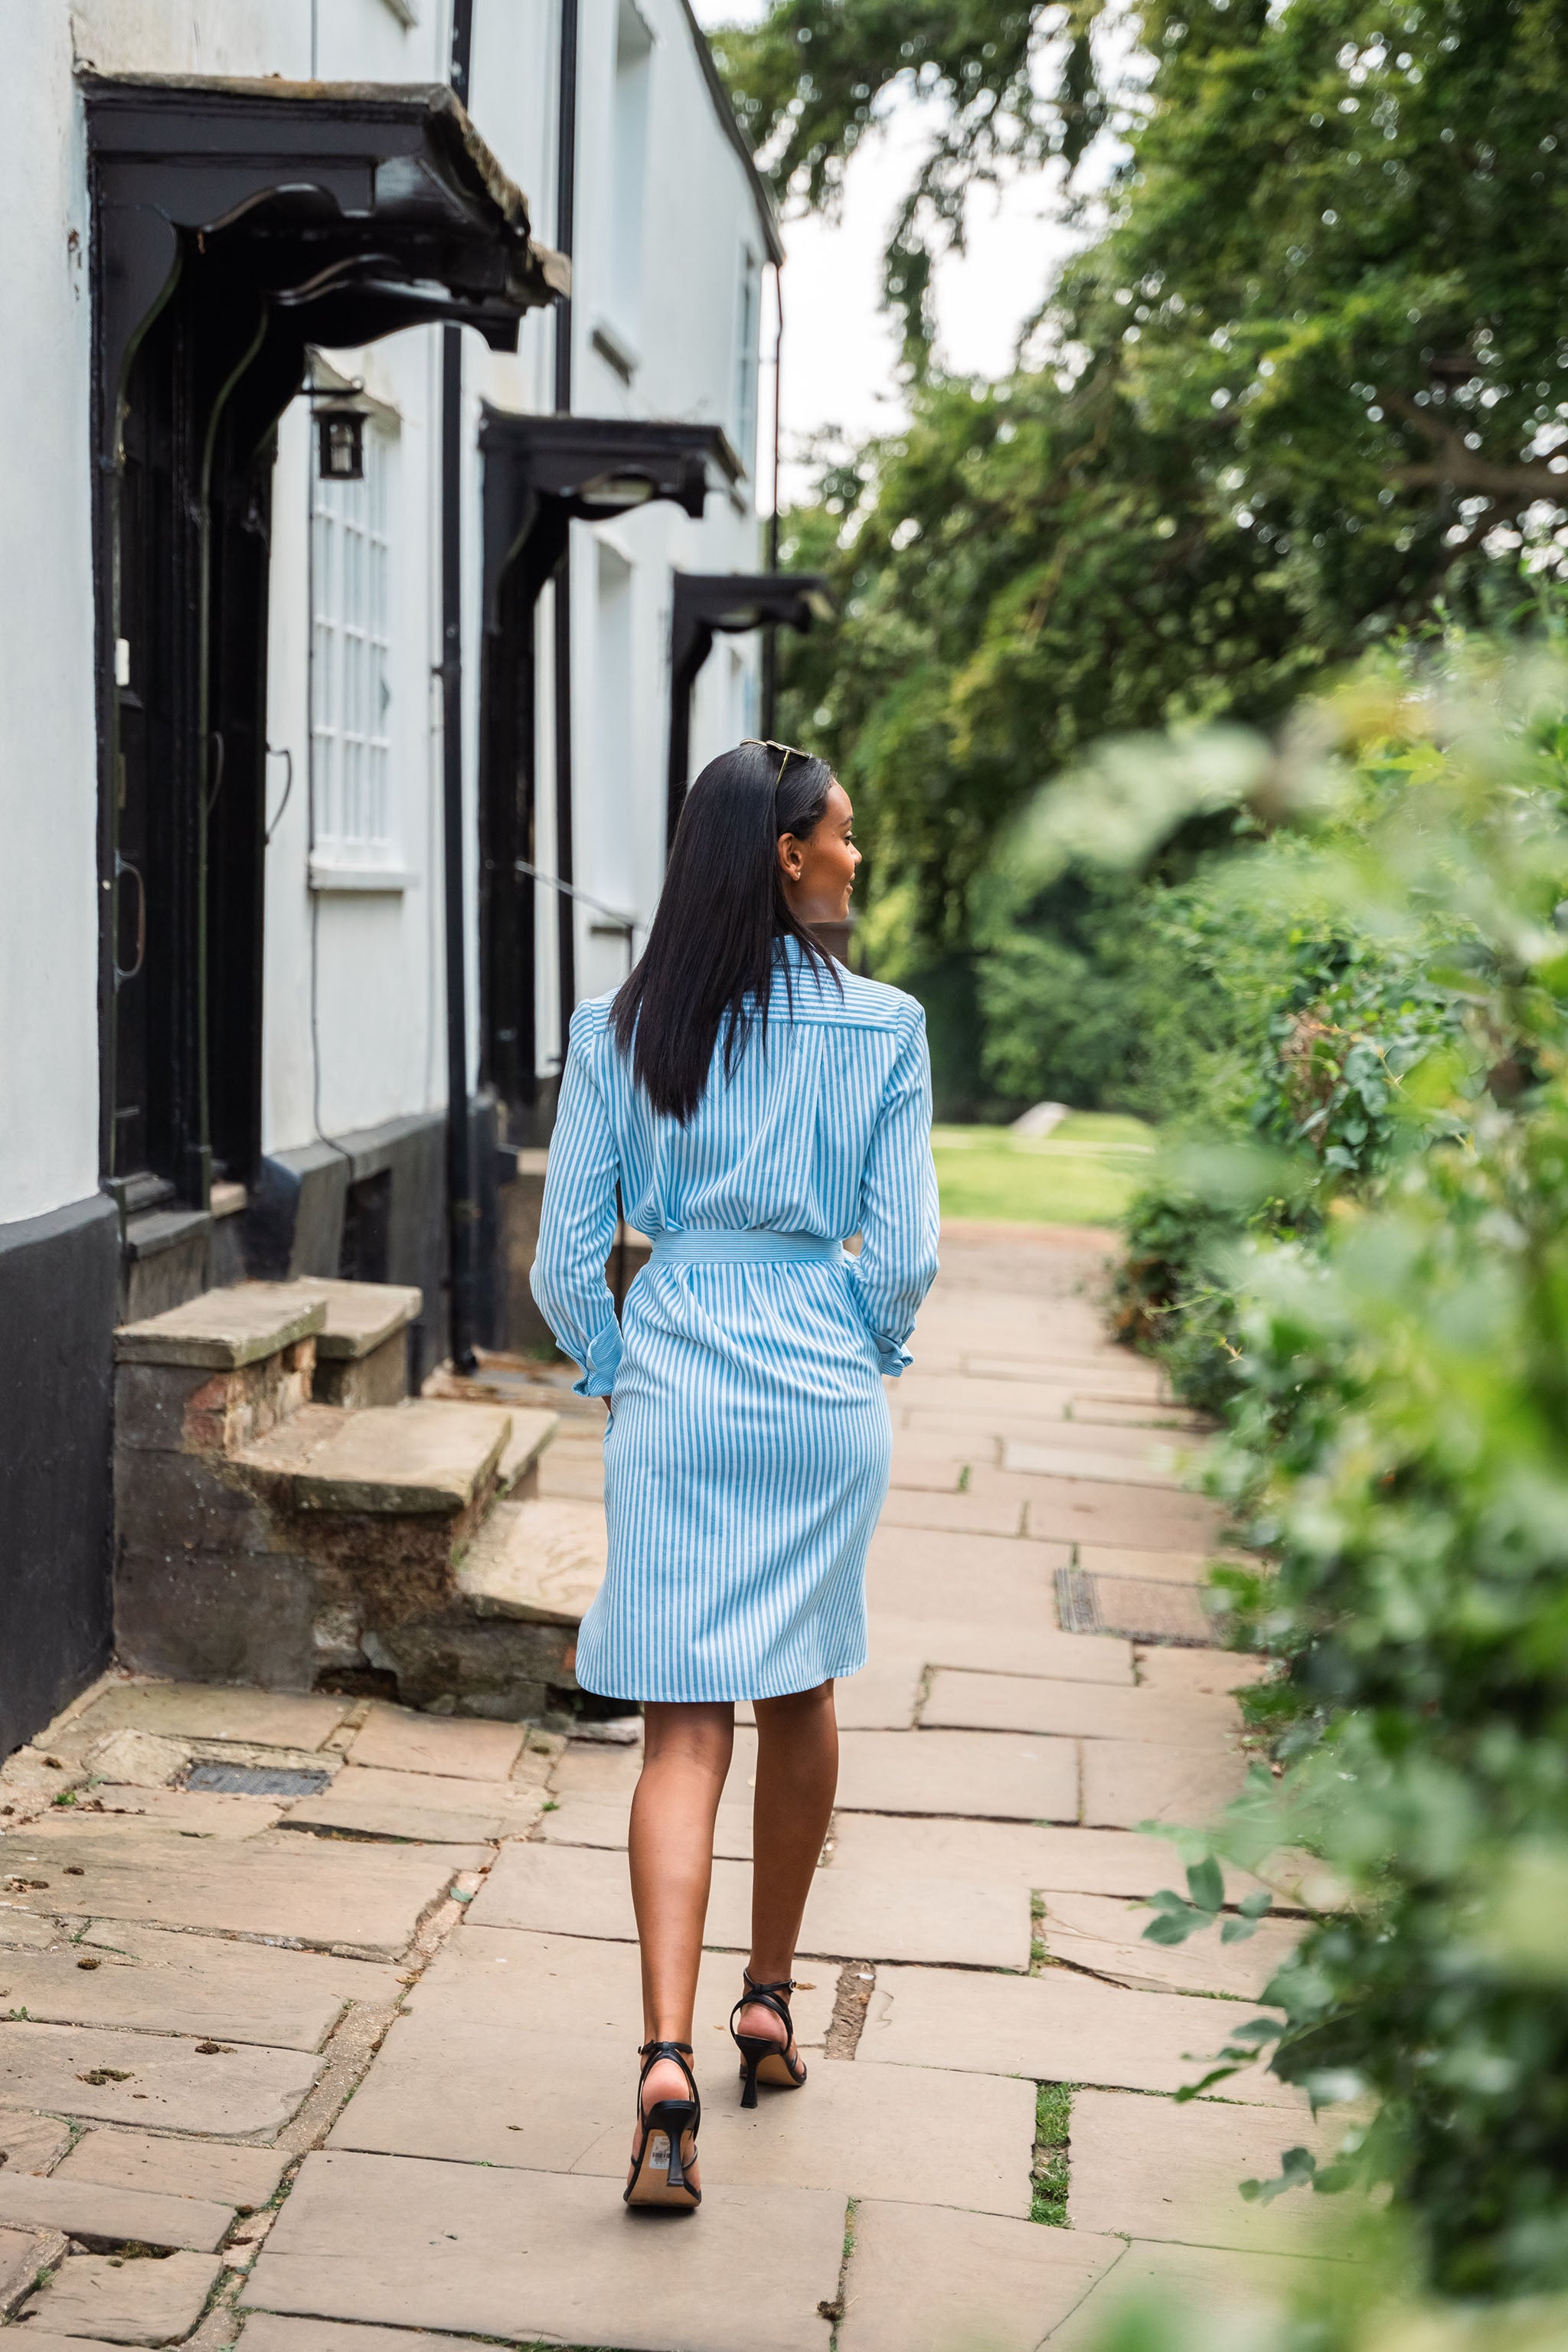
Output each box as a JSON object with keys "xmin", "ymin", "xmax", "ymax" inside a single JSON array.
[{"xmin": 531, "ymin": 740, "xmax": 939, "ymax": 2213}]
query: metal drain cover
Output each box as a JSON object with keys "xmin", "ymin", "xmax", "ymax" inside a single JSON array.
[
  {"xmin": 185, "ymin": 1763, "xmax": 332, "ymax": 1798},
  {"xmin": 1055, "ymin": 1566, "xmax": 1215, "ymax": 1648}
]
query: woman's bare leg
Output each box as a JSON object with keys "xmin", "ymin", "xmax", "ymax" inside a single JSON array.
[
  {"xmin": 740, "ymin": 1681, "xmax": 838, "ymax": 2047},
  {"xmin": 627, "ymin": 1699, "xmax": 734, "ymax": 2177}
]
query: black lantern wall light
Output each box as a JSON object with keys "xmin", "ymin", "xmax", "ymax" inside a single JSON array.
[{"xmin": 312, "ymin": 383, "xmax": 373, "ymax": 481}]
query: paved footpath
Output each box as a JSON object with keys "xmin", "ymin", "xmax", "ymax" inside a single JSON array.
[{"xmin": 0, "ymin": 1227, "xmax": 1332, "ymax": 2352}]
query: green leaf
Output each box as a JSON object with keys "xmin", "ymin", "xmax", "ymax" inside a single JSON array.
[{"xmin": 1185, "ymin": 1857, "xmax": 1224, "ymax": 1914}]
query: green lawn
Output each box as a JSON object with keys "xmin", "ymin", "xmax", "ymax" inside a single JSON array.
[{"xmin": 931, "ymin": 1112, "xmax": 1155, "ymax": 1227}]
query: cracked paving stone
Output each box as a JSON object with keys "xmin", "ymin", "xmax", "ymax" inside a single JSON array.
[
  {"xmin": 858, "ymin": 1965, "xmax": 1302, "ymax": 2105},
  {"xmin": 18, "ymin": 2246, "xmax": 224, "ymax": 2345},
  {"xmin": 242, "ymin": 2148, "xmax": 845, "ymax": 2352},
  {"xmin": 837, "ymin": 2201, "xmax": 1124, "ymax": 2352}
]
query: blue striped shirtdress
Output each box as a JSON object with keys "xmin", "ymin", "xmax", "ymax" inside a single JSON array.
[{"xmin": 530, "ymin": 937, "xmax": 940, "ymax": 1704}]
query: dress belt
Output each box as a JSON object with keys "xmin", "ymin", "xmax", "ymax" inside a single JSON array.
[{"xmin": 647, "ymin": 1230, "xmax": 844, "ymax": 1266}]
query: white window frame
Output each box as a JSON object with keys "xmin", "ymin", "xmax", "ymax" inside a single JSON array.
[
  {"xmin": 733, "ymin": 245, "xmax": 761, "ymax": 488},
  {"xmin": 309, "ymin": 413, "xmax": 407, "ymax": 891}
]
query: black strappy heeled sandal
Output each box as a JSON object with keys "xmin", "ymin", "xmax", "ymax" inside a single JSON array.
[
  {"xmin": 624, "ymin": 2040, "xmax": 701, "ymax": 2211},
  {"xmin": 730, "ymin": 1971, "xmax": 808, "ymax": 2109}
]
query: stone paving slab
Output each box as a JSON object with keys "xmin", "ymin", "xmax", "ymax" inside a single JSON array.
[
  {"xmin": 1044, "ymin": 2239, "xmax": 1334, "ymax": 2350},
  {"xmin": 1010, "ymin": 1474, "xmax": 1224, "ymax": 1554},
  {"xmin": 873, "ymin": 1619, "xmax": 1134, "ymax": 1688},
  {"xmin": 345, "ymin": 1705, "xmax": 526, "ymax": 1782},
  {"xmin": 0, "ymin": 1825, "xmax": 465, "ymax": 1958},
  {"xmin": 859, "ymin": 1965, "xmax": 1298, "ymax": 2105},
  {"xmin": 0, "ymin": 1919, "xmax": 400, "ymax": 2050},
  {"xmin": 0, "ymin": 2112, "xmax": 73, "ymax": 2173},
  {"xmin": 56, "ymin": 1685, "xmax": 350, "ymax": 1754},
  {"xmin": 335, "ymin": 2014, "xmax": 1033, "ymax": 2216},
  {"xmin": 584, "ymin": 2056, "xmax": 1038, "ymax": 2219},
  {"xmin": 405, "ymin": 1926, "xmax": 836, "ymax": 2050},
  {"xmin": 864, "ymin": 1528, "xmax": 1067, "ymax": 1631},
  {"xmin": 835, "ymin": 1730, "xmax": 1080, "ymax": 1823},
  {"xmin": 1001, "ymin": 1437, "xmax": 1196, "ymax": 1489},
  {"xmin": 824, "ymin": 1815, "xmax": 1269, "ymax": 1904},
  {"xmin": 923, "ymin": 1669, "xmax": 1239, "ymax": 1747},
  {"xmin": 0, "ymin": 2229, "xmax": 70, "ymax": 2321},
  {"xmin": 58, "ymin": 2128, "xmax": 288, "ymax": 2212},
  {"xmin": 837, "ymin": 2199, "xmax": 1123, "ymax": 2352},
  {"xmin": 876, "ymin": 1488, "xmax": 1027, "ymax": 1540},
  {"xmin": 833, "ymin": 1659, "xmax": 924, "ymax": 1730},
  {"xmin": 539, "ymin": 1791, "xmax": 755, "ymax": 1860},
  {"xmin": 0, "ymin": 2166, "xmax": 234, "ymax": 2252},
  {"xmin": 1067, "ymin": 2088, "xmax": 1341, "ymax": 2253},
  {"xmin": 281, "ymin": 1766, "xmax": 542, "ymax": 1846},
  {"xmin": 1040, "ymin": 1890, "xmax": 1303, "ymax": 2000},
  {"xmin": 18, "ymin": 2245, "xmax": 223, "ymax": 2343},
  {"xmin": 0, "ymin": 1911, "xmax": 69, "ymax": 1951},
  {"xmin": 550, "ymin": 1738, "xmax": 652, "ymax": 1803},
  {"xmin": 1136, "ymin": 1646, "xmax": 1277, "ymax": 1698},
  {"xmin": 469, "ymin": 1843, "xmax": 1031, "ymax": 1966},
  {"xmin": 1076, "ymin": 1541, "xmax": 1215, "ymax": 1587},
  {"xmin": 1081, "ymin": 1737, "xmax": 1250, "ymax": 1829},
  {"xmin": 897, "ymin": 1372, "xmax": 1163, "ymax": 1417},
  {"xmin": 0, "ymin": 2020, "xmax": 322, "ymax": 2135},
  {"xmin": 79, "ymin": 1786, "xmax": 283, "ymax": 1839},
  {"xmin": 243, "ymin": 2149, "xmax": 846, "ymax": 2352},
  {"xmin": 237, "ymin": 2322, "xmax": 474, "ymax": 2352}
]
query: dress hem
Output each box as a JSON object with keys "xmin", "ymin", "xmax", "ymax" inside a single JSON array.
[{"xmin": 575, "ymin": 1651, "xmax": 869, "ymax": 1707}]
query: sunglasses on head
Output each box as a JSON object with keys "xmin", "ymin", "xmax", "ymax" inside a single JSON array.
[{"xmin": 741, "ymin": 737, "xmax": 810, "ymax": 787}]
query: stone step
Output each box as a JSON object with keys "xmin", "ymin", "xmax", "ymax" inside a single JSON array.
[
  {"xmin": 239, "ymin": 1400, "xmax": 512, "ymax": 1515},
  {"xmin": 116, "ymin": 1282, "xmax": 325, "ymax": 1370},
  {"xmin": 282, "ymin": 1276, "xmax": 422, "ymax": 1406},
  {"xmin": 496, "ymin": 1406, "xmax": 561, "ymax": 1494},
  {"xmin": 456, "ymin": 1495, "xmax": 608, "ymax": 1625}
]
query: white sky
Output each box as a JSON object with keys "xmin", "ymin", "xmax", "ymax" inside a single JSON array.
[{"xmin": 691, "ymin": 2, "xmax": 1089, "ymax": 508}]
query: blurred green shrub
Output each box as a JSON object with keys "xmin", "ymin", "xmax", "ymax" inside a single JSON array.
[{"xmin": 1037, "ymin": 630, "xmax": 1568, "ymax": 2303}]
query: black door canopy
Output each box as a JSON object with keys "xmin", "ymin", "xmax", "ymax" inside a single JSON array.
[
  {"xmin": 665, "ymin": 573, "xmax": 834, "ymax": 847},
  {"xmin": 84, "ymin": 73, "xmax": 570, "ymax": 456},
  {"xmin": 479, "ymin": 411, "xmax": 743, "ymax": 625}
]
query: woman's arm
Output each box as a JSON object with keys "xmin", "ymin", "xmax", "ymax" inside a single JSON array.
[
  {"xmin": 530, "ymin": 1006, "xmax": 623, "ymax": 1398},
  {"xmin": 844, "ymin": 1002, "xmax": 941, "ymax": 1375}
]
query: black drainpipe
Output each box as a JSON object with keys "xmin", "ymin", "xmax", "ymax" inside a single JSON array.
[
  {"xmin": 552, "ymin": 0, "xmax": 580, "ymax": 1049},
  {"xmin": 761, "ymin": 263, "xmax": 785, "ymax": 739},
  {"xmin": 443, "ymin": 0, "xmax": 479, "ymax": 1370}
]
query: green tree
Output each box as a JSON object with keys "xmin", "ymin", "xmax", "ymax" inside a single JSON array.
[{"xmin": 727, "ymin": 0, "xmax": 1568, "ymax": 969}]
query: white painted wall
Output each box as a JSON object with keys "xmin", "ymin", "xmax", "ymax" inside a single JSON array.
[
  {"xmin": 0, "ymin": 5, "xmax": 100, "ymax": 1224},
  {"xmin": 1, "ymin": 0, "xmax": 773, "ymax": 1220}
]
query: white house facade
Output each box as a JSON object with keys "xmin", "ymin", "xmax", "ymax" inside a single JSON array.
[{"xmin": 0, "ymin": 0, "xmax": 795, "ymax": 1753}]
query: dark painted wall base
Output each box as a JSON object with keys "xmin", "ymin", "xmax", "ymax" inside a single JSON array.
[{"xmin": 0, "ymin": 1193, "xmax": 119, "ymax": 1757}]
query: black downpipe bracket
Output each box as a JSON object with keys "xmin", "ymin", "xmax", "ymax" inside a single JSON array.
[
  {"xmin": 443, "ymin": 0, "xmax": 479, "ymax": 1371},
  {"xmin": 552, "ymin": 0, "xmax": 580, "ymax": 1047}
]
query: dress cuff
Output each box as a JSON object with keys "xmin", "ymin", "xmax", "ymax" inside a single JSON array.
[
  {"xmin": 571, "ymin": 1318, "xmax": 624, "ymax": 1399},
  {"xmin": 875, "ymin": 1338, "xmax": 913, "ymax": 1378}
]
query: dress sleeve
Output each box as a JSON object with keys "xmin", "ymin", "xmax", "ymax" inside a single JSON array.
[
  {"xmin": 530, "ymin": 1007, "xmax": 624, "ymax": 1399},
  {"xmin": 844, "ymin": 1003, "xmax": 941, "ymax": 1377}
]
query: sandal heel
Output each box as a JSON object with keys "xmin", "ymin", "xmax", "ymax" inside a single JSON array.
[
  {"xmin": 729, "ymin": 1971, "xmax": 808, "ymax": 2108},
  {"xmin": 626, "ymin": 2040, "xmax": 701, "ymax": 2211},
  {"xmin": 735, "ymin": 2040, "xmax": 769, "ymax": 2109},
  {"xmin": 646, "ymin": 2097, "xmax": 697, "ymax": 2190}
]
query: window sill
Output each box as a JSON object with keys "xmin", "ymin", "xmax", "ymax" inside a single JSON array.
[{"xmin": 309, "ymin": 860, "xmax": 414, "ymax": 895}]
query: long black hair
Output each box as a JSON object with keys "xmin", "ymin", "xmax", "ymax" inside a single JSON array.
[{"xmin": 611, "ymin": 740, "xmax": 841, "ymax": 1122}]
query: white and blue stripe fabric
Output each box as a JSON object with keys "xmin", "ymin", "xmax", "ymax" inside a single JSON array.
[{"xmin": 531, "ymin": 936, "xmax": 940, "ymax": 1703}]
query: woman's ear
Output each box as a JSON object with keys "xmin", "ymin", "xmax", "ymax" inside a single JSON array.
[{"xmin": 777, "ymin": 831, "xmax": 802, "ymax": 882}]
